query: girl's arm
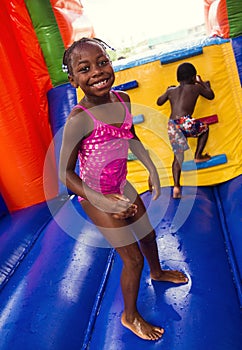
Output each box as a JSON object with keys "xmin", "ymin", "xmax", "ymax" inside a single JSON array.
[
  {"xmin": 119, "ymin": 90, "xmax": 161, "ymax": 200},
  {"xmin": 59, "ymin": 111, "xmax": 135, "ymax": 216},
  {"xmin": 129, "ymin": 125, "xmax": 161, "ymax": 200},
  {"xmin": 59, "ymin": 111, "xmax": 87, "ymax": 197}
]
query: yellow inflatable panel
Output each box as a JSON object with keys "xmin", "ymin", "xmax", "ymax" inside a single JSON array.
[{"xmin": 78, "ymin": 42, "xmax": 242, "ymax": 194}]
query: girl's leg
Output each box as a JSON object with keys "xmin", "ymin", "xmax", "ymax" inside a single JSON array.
[
  {"xmin": 116, "ymin": 243, "xmax": 164, "ymax": 340},
  {"xmin": 124, "ymin": 181, "xmax": 188, "ymax": 283},
  {"xmin": 81, "ymin": 200, "xmax": 164, "ymax": 340}
]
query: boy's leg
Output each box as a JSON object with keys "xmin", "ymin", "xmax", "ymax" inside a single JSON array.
[
  {"xmin": 167, "ymin": 119, "xmax": 187, "ymax": 197},
  {"xmin": 172, "ymin": 152, "xmax": 184, "ymax": 198},
  {"xmin": 194, "ymin": 126, "xmax": 211, "ymax": 162}
]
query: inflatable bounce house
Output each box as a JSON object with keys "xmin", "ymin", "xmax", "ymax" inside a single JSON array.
[{"xmin": 0, "ymin": 0, "xmax": 241, "ymax": 349}]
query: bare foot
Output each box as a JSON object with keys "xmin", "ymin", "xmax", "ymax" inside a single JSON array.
[
  {"xmin": 173, "ymin": 186, "xmax": 181, "ymax": 199},
  {"xmin": 151, "ymin": 270, "xmax": 188, "ymax": 284},
  {"xmin": 121, "ymin": 311, "xmax": 164, "ymax": 340},
  {"xmin": 194, "ymin": 153, "xmax": 211, "ymax": 163}
]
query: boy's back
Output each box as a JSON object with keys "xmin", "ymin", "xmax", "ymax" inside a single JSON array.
[
  {"xmin": 157, "ymin": 75, "xmax": 214, "ymax": 120},
  {"xmin": 163, "ymin": 83, "xmax": 204, "ymax": 119}
]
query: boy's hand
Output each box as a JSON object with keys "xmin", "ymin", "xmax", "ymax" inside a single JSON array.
[
  {"xmin": 196, "ymin": 75, "xmax": 203, "ymax": 83},
  {"xmin": 196, "ymin": 75, "xmax": 212, "ymax": 89}
]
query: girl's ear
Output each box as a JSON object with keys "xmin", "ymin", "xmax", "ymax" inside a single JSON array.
[{"xmin": 68, "ymin": 75, "xmax": 79, "ymax": 88}]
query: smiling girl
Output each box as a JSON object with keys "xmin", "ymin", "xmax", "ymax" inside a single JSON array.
[{"xmin": 59, "ymin": 38, "xmax": 188, "ymax": 341}]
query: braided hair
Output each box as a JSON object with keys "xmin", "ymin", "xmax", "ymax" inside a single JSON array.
[{"xmin": 62, "ymin": 37, "xmax": 115, "ymax": 76}]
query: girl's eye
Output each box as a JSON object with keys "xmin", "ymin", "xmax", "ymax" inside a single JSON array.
[
  {"xmin": 79, "ymin": 66, "xmax": 89, "ymax": 73},
  {"xmin": 99, "ymin": 60, "xmax": 109, "ymax": 66}
]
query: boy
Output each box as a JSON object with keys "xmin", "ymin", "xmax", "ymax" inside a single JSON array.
[{"xmin": 157, "ymin": 62, "xmax": 215, "ymax": 198}]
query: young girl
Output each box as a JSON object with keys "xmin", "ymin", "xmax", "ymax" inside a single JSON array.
[{"xmin": 59, "ymin": 38, "xmax": 188, "ymax": 341}]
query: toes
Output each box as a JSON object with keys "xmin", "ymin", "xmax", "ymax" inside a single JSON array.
[
  {"xmin": 168, "ymin": 271, "xmax": 188, "ymax": 284},
  {"xmin": 175, "ymin": 271, "xmax": 188, "ymax": 282},
  {"xmin": 148, "ymin": 327, "xmax": 164, "ymax": 340}
]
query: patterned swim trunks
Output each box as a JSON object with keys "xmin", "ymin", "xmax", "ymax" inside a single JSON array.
[{"xmin": 168, "ymin": 115, "xmax": 208, "ymax": 154}]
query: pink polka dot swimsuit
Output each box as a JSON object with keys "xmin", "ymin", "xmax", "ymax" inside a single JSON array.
[{"xmin": 74, "ymin": 91, "xmax": 134, "ymax": 201}]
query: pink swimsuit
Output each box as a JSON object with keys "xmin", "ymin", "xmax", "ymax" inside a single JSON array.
[{"xmin": 74, "ymin": 91, "xmax": 134, "ymax": 201}]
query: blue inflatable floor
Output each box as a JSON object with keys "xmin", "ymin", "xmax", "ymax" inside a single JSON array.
[
  {"xmin": 86, "ymin": 186, "xmax": 242, "ymax": 350},
  {"xmin": 0, "ymin": 181, "xmax": 241, "ymax": 350}
]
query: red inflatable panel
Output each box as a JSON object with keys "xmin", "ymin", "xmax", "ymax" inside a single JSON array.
[
  {"xmin": 50, "ymin": 0, "xmax": 95, "ymax": 48},
  {"xmin": 0, "ymin": 0, "xmax": 57, "ymax": 211}
]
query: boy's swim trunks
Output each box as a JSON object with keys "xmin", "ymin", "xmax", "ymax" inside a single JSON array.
[{"xmin": 168, "ymin": 115, "xmax": 208, "ymax": 154}]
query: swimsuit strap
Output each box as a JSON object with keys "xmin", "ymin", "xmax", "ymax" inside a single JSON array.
[
  {"xmin": 112, "ymin": 90, "xmax": 132, "ymax": 123},
  {"xmin": 73, "ymin": 104, "xmax": 97, "ymax": 123},
  {"xmin": 112, "ymin": 90, "xmax": 129, "ymax": 111},
  {"xmin": 73, "ymin": 90, "xmax": 129, "ymax": 125}
]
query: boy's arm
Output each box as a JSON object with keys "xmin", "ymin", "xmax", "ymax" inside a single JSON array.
[
  {"xmin": 196, "ymin": 75, "xmax": 215, "ymax": 100},
  {"xmin": 156, "ymin": 89, "xmax": 169, "ymax": 106},
  {"xmin": 156, "ymin": 86, "xmax": 176, "ymax": 106}
]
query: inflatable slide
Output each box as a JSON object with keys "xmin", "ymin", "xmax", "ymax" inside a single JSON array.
[{"xmin": 0, "ymin": 1, "xmax": 241, "ymax": 349}]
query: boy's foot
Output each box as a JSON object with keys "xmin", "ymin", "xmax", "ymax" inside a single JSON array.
[
  {"xmin": 121, "ymin": 311, "xmax": 164, "ymax": 340},
  {"xmin": 173, "ymin": 186, "xmax": 181, "ymax": 199},
  {"xmin": 194, "ymin": 153, "xmax": 211, "ymax": 163},
  {"xmin": 151, "ymin": 269, "xmax": 188, "ymax": 284}
]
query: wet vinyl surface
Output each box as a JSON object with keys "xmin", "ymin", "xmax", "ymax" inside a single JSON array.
[
  {"xmin": 87, "ymin": 187, "xmax": 242, "ymax": 350},
  {"xmin": 0, "ymin": 185, "xmax": 241, "ymax": 350}
]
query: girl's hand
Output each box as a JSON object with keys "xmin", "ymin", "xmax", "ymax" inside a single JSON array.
[
  {"xmin": 96, "ymin": 193, "xmax": 137, "ymax": 220},
  {"xmin": 148, "ymin": 172, "xmax": 161, "ymax": 200}
]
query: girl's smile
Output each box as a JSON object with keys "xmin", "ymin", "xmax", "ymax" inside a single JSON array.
[
  {"xmin": 70, "ymin": 42, "xmax": 115, "ymax": 97},
  {"xmin": 90, "ymin": 78, "xmax": 109, "ymax": 89}
]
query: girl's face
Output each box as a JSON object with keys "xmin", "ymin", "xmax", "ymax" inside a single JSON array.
[{"xmin": 69, "ymin": 42, "xmax": 115, "ymax": 97}]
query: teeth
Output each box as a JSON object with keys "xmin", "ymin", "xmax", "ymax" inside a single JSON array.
[{"xmin": 93, "ymin": 80, "xmax": 107, "ymax": 87}]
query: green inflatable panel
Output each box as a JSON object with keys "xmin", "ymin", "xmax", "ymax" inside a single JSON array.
[
  {"xmin": 25, "ymin": 0, "xmax": 68, "ymax": 86},
  {"xmin": 227, "ymin": 0, "xmax": 242, "ymax": 38}
]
